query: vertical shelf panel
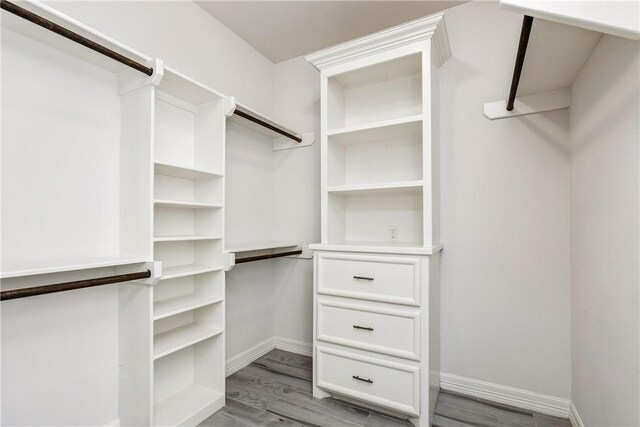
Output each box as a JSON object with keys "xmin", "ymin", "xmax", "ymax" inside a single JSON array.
[{"xmin": 151, "ymin": 67, "xmax": 226, "ymax": 426}]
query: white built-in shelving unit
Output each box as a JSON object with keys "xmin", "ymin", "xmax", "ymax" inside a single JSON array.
[
  {"xmin": 1, "ymin": 2, "xmax": 231, "ymax": 425},
  {"xmin": 319, "ymin": 49, "xmax": 437, "ymax": 250},
  {"xmin": 307, "ymin": 13, "xmax": 450, "ymax": 427},
  {"xmin": 150, "ymin": 66, "xmax": 230, "ymax": 427}
]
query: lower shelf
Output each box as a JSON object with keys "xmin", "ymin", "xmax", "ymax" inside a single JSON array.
[
  {"xmin": 154, "ymin": 295, "xmax": 223, "ymax": 321},
  {"xmin": 154, "ymin": 324, "xmax": 223, "ymax": 360},
  {"xmin": 154, "ymin": 384, "xmax": 223, "ymax": 427}
]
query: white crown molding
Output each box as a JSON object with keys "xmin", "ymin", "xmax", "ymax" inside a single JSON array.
[
  {"xmin": 305, "ymin": 13, "xmax": 451, "ymax": 70},
  {"xmin": 440, "ymin": 372, "xmax": 570, "ymax": 418}
]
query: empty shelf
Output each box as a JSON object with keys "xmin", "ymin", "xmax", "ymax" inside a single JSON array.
[
  {"xmin": 154, "ymin": 235, "xmax": 222, "ymax": 242},
  {"xmin": 327, "ymin": 115, "xmax": 422, "ymax": 140},
  {"xmin": 154, "ymin": 162, "xmax": 222, "ymax": 179},
  {"xmin": 154, "ymin": 199, "xmax": 222, "ymax": 209},
  {"xmin": 154, "ymin": 323, "xmax": 223, "ymax": 360},
  {"xmin": 327, "ymin": 180, "xmax": 423, "ymax": 196},
  {"xmin": 154, "ymin": 294, "xmax": 223, "ymax": 320},
  {"xmin": 225, "ymin": 242, "xmax": 298, "ymax": 253},
  {"xmin": 161, "ymin": 264, "xmax": 222, "ymax": 280},
  {"xmin": 0, "ymin": 255, "xmax": 149, "ymax": 279},
  {"xmin": 154, "ymin": 384, "xmax": 224, "ymax": 427}
]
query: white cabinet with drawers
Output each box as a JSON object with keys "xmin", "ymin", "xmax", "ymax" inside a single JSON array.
[{"xmin": 306, "ymin": 13, "xmax": 449, "ymax": 427}]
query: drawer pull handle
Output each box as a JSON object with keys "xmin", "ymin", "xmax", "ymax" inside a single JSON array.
[
  {"xmin": 353, "ymin": 325, "xmax": 374, "ymax": 331},
  {"xmin": 353, "ymin": 276, "xmax": 374, "ymax": 281},
  {"xmin": 352, "ymin": 375, "xmax": 373, "ymax": 384}
]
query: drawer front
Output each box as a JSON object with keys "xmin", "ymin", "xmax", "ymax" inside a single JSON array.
[
  {"xmin": 317, "ymin": 299, "xmax": 420, "ymax": 360},
  {"xmin": 316, "ymin": 253, "xmax": 421, "ymax": 306},
  {"xmin": 316, "ymin": 346, "xmax": 419, "ymax": 416}
]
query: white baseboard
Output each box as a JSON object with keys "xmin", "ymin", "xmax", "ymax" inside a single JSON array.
[
  {"xmin": 225, "ymin": 338, "xmax": 275, "ymax": 377},
  {"xmin": 273, "ymin": 336, "xmax": 312, "ymax": 357},
  {"xmin": 569, "ymin": 402, "xmax": 584, "ymax": 427},
  {"xmin": 225, "ymin": 337, "xmax": 312, "ymax": 377},
  {"xmin": 440, "ymin": 372, "xmax": 570, "ymax": 418}
]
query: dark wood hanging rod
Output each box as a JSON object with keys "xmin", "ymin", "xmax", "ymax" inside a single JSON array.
[
  {"xmin": 235, "ymin": 250, "xmax": 302, "ymax": 264},
  {"xmin": 0, "ymin": 270, "xmax": 151, "ymax": 301},
  {"xmin": 233, "ymin": 110, "xmax": 302, "ymax": 143},
  {"xmin": 506, "ymin": 15, "xmax": 534, "ymax": 111},
  {"xmin": 0, "ymin": 0, "xmax": 154, "ymax": 76}
]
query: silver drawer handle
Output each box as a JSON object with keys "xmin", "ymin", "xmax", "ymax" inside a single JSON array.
[
  {"xmin": 353, "ymin": 276, "xmax": 374, "ymax": 281},
  {"xmin": 352, "ymin": 375, "xmax": 373, "ymax": 384},
  {"xmin": 353, "ymin": 325, "xmax": 374, "ymax": 331}
]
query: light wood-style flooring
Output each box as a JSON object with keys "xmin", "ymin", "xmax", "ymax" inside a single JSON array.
[{"xmin": 199, "ymin": 349, "xmax": 571, "ymax": 427}]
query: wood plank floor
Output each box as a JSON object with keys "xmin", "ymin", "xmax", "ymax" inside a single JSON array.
[{"xmin": 199, "ymin": 349, "xmax": 571, "ymax": 427}]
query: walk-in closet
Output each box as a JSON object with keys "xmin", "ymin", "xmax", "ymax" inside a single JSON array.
[{"xmin": 1, "ymin": 1, "xmax": 638, "ymax": 426}]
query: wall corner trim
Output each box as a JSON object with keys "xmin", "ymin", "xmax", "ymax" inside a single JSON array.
[
  {"xmin": 569, "ymin": 402, "xmax": 585, "ymax": 427},
  {"xmin": 440, "ymin": 372, "xmax": 570, "ymax": 418}
]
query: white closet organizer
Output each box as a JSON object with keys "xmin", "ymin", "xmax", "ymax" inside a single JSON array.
[
  {"xmin": 150, "ymin": 68, "xmax": 230, "ymax": 427},
  {"xmin": 1, "ymin": 1, "xmax": 231, "ymax": 426},
  {"xmin": 0, "ymin": 0, "xmax": 157, "ymax": 280},
  {"xmin": 307, "ymin": 14, "xmax": 450, "ymax": 427}
]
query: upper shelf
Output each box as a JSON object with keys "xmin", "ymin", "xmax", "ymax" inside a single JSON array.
[
  {"xmin": 328, "ymin": 115, "xmax": 422, "ymax": 143},
  {"xmin": 0, "ymin": 255, "xmax": 149, "ymax": 279},
  {"xmin": 501, "ymin": 0, "xmax": 640, "ymax": 40},
  {"xmin": 1, "ymin": 0, "xmax": 154, "ymax": 80},
  {"xmin": 225, "ymin": 242, "xmax": 299, "ymax": 253},
  {"xmin": 227, "ymin": 101, "xmax": 314, "ymax": 151},
  {"xmin": 484, "ymin": 11, "xmax": 602, "ymax": 120}
]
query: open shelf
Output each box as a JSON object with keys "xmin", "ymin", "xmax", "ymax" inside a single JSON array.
[
  {"xmin": 327, "ymin": 53, "xmax": 422, "ymax": 131},
  {"xmin": 328, "ymin": 115, "xmax": 422, "ymax": 140},
  {"xmin": 154, "ymin": 323, "xmax": 223, "ymax": 360},
  {"xmin": 0, "ymin": 255, "xmax": 149, "ymax": 279},
  {"xmin": 154, "ymin": 161, "xmax": 222, "ymax": 180},
  {"xmin": 161, "ymin": 264, "xmax": 222, "ymax": 280},
  {"xmin": 154, "ymin": 295, "xmax": 223, "ymax": 321},
  {"xmin": 154, "ymin": 199, "xmax": 222, "ymax": 209},
  {"xmin": 225, "ymin": 241, "xmax": 298, "ymax": 253},
  {"xmin": 327, "ymin": 181, "xmax": 423, "ymax": 196},
  {"xmin": 154, "ymin": 235, "xmax": 221, "ymax": 242},
  {"xmin": 154, "ymin": 384, "xmax": 223, "ymax": 427}
]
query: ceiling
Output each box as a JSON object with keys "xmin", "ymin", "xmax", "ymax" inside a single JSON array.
[{"xmin": 196, "ymin": 1, "xmax": 467, "ymax": 63}]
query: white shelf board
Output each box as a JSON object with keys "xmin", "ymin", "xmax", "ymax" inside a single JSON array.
[
  {"xmin": 158, "ymin": 66, "xmax": 227, "ymax": 106},
  {"xmin": 154, "ymin": 323, "xmax": 223, "ymax": 360},
  {"xmin": 154, "ymin": 235, "xmax": 222, "ymax": 243},
  {"xmin": 310, "ymin": 242, "xmax": 443, "ymax": 255},
  {"xmin": 501, "ymin": 0, "xmax": 639, "ymax": 40},
  {"xmin": 154, "ymin": 199, "xmax": 222, "ymax": 209},
  {"xmin": 229, "ymin": 102, "xmax": 301, "ymax": 141},
  {"xmin": 154, "ymin": 162, "xmax": 223, "ymax": 180},
  {"xmin": 225, "ymin": 241, "xmax": 299, "ymax": 253},
  {"xmin": 327, "ymin": 180, "xmax": 423, "ymax": 197},
  {"xmin": 161, "ymin": 264, "xmax": 223, "ymax": 280},
  {"xmin": 154, "ymin": 384, "xmax": 224, "ymax": 427},
  {"xmin": 328, "ymin": 115, "xmax": 422, "ymax": 142},
  {"xmin": 154, "ymin": 295, "xmax": 223, "ymax": 321},
  {"xmin": 0, "ymin": 255, "xmax": 149, "ymax": 279}
]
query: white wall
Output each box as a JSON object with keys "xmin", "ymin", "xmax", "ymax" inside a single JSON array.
[
  {"xmin": 271, "ymin": 57, "xmax": 321, "ymax": 345},
  {"xmin": 439, "ymin": 1, "xmax": 572, "ymax": 400},
  {"xmin": 570, "ymin": 34, "xmax": 640, "ymax": 426},
  {"xmin": 2, "ymin": 2, "xmax": 275, "ymax": 425}
]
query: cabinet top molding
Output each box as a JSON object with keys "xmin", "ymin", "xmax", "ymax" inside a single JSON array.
[{"xmin": 305, "ymin": 12, "xmax": 451, "ymax": 70}]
